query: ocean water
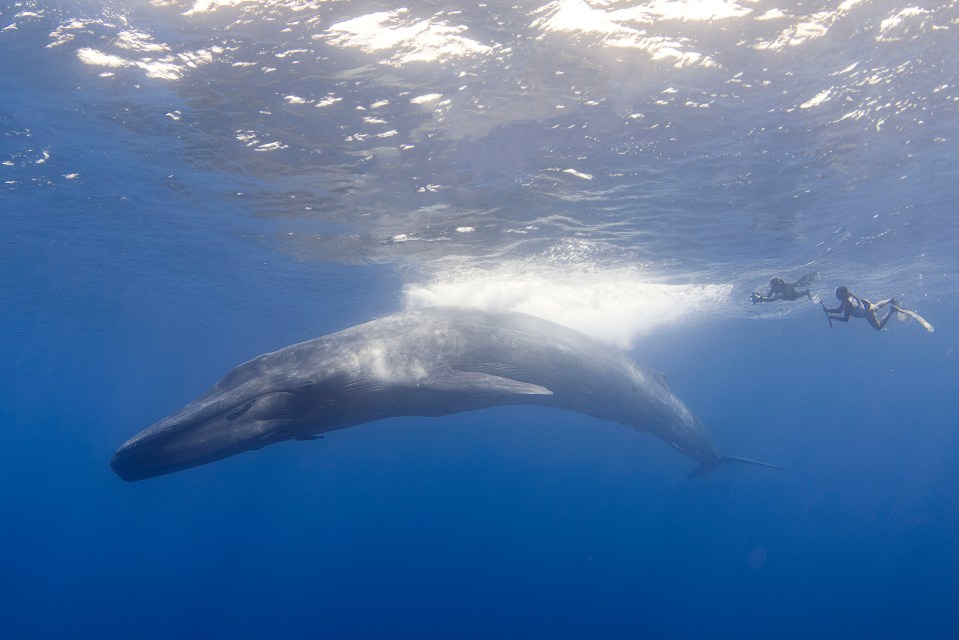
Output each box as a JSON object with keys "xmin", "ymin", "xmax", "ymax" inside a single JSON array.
[{"xmin": 2, "ymin": 0, "xmax": 958, "ymax": 637}]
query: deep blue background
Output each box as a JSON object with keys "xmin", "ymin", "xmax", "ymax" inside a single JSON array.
[
  {"xmin": 4, "ymin": 245, "xmax": 957, "ymax": 637},
  {"xmin": 3, "ymin": 2, "xmax": 959, "ymax": 638}
]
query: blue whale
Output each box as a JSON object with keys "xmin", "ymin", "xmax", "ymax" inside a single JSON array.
[{"xmin": 111, "ymin": 307, "xmax": 781, "ymax": 480}]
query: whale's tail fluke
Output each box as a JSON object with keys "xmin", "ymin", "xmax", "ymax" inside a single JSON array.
[{"xmin": 688, "ymin": 455, "xmax": 787, "ymax": 478}]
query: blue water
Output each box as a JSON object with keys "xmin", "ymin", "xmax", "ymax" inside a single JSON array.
[{"xmin": 3, "ymin": 1, "xmax": 959, "ymax": 637}]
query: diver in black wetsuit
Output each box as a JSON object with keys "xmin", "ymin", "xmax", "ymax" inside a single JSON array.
[{"xmin": 751, "ymin": 272, "xmax": 819, "ymax": 304}]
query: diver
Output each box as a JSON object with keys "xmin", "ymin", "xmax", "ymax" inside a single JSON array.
[
  {"xmin": 822, "ymin": 285, "xmax": 934, "ymax": 333},
  {"xmin": 751, "ymin": 272, "xmax": 819, "ymax": 304}
]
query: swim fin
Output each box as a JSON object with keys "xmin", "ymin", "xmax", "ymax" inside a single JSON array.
[
  {"xmin": 688, "ymin": 455, "xmax": 787, "ymax": 478},
  {"xmin": 892, "ymin": 305, "xmax": 935, "ymax": 333},
  {"xmin": 794, "ymin": 271, "xmax": 820, "ymax": 287}
]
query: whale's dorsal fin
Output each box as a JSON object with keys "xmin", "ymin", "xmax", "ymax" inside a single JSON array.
[
  {"xmin": 651, "ymin": 370, "xmax": 670, "ymax": 389},
  {"xmin": 427, "ymin": 369, "xmax": 552, "ymax": 396}
]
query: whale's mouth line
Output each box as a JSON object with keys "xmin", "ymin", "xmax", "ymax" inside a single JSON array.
[
  {"xmin": 136, "ymin": 389, "xmax": 289, "ymax": 442},
  {"xmin": 111, "ymin": 390, "xmax": 313, "ymax": 481}
]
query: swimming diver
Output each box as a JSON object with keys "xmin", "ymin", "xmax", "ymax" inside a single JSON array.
[
  {"xmin": 751, "ymin": 272, "xmax": 820, "ymax": 304},
  {"xmin": 822, "ymin": 285, "xmax": 934, "ymax": 333}
]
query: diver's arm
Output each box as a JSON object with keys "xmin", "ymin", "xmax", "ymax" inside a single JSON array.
[
  {"xmin": 830, "ymin": 307, "xmax": 852, "ymax": 322},
  {"xmin": 758, "ymin": 287, "xmax": 785, "ymax": 302},
  {"xmin": 822, "ymin": 301, "xmax": 851, "ymax": 321}
]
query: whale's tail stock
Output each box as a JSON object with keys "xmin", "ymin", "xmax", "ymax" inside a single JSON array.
[{"xmin": 688, "ymin": 454, "xmax": 787, "ymax": 479}]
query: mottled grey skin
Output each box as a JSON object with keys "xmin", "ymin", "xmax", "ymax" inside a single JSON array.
[{"xmin": 111, "ymin": 307, "xmax": 779, "ymax": 481}]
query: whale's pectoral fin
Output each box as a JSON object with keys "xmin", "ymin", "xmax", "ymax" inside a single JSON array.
[
  {"xmin": 428, "ymin": 369, "xmax": 553, "ymax": 396},
  {"xmin": 294, "ymin": 434, "xmax": 323, "ymax": 441}
]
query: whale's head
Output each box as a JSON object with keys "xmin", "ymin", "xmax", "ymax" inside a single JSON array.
[
  {"xmin": 111, "ymin": 354, "xmax": 317, "ymax": 481},
  {"xmin": 111, "ymin": 390, "xmax": 307, "ymax": 481}
]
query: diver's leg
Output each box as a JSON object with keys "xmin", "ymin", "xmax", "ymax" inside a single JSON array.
[
  {"xmin": 878, "ymin": 307, "xmax": 897, "ymax": 329},
  {"xmin": 866, "ymin": 305, "xmax": 884, "ymax": 330}
]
